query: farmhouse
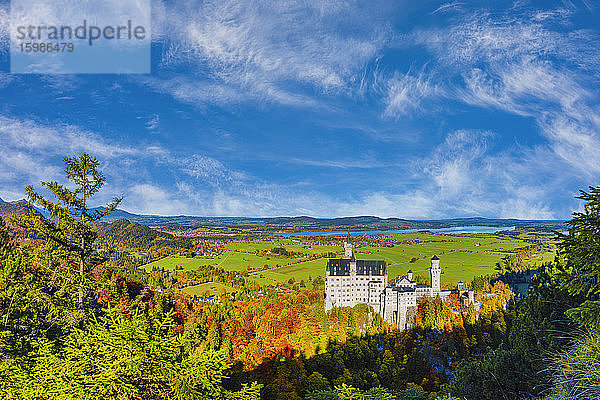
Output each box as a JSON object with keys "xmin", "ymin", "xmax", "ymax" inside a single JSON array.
[{"xmin": 324, "ymin": 235, "xmax": 475, "ymax": 329}]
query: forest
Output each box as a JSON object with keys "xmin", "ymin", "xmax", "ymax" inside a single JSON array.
[{"xmin": 0, "ymin": 154, "xmax": 598, "ymax": 400}]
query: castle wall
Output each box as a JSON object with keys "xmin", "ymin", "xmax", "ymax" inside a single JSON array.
[
  {"xmin": 325, "ymin": 263, "xmax": 387, "ymax": 312},
  {"xmin": 325, "ymin": 246, "xmax": 470, "ymax": 330}
]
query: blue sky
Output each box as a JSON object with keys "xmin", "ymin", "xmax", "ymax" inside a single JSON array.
[{"xmin": 0, "ymin": 0, "xmax": 599, "ymax": 219}]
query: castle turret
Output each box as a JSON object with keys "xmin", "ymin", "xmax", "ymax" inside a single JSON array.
[
  {"xmin": 430, "ymin": 255, "xmax": 441, "ymax": 295},
  {"xmin": 344, "ymin": 232, "xmax": 354, "ymax": 259},
  {"xmin": 407, "ymin": 270, "xmax": 413, "ymax": 281}
]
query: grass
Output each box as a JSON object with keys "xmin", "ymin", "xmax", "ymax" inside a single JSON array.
[
  {"xmin": 180, "ymin": 281, "xmax": 236, "ymax": 296},
  {"xmin": 225, "ymin": 239, "xmax": 339, "ymax": 256},
  {"xmin": 141, "ymin": 231, "xmax": 556, "ymax": 287},
  {"xmin": 255, "ymin": 258, "xmax": 326, "ymax": 283},
  {"xmin": 547, "ymin": 329, "xmax": 600, "ymax": 399}
]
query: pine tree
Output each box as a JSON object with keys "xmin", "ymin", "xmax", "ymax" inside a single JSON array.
[
  {"xmin": 0, "ymin": 308, "xmax": 262, "ymax": 400},
  {"xmin": 555, "ymin": 186, "xmax": 600, "ymax": 327},
  {"xmin": 11, "ymin": 153, "xmax": 121, "ymax": 313},
  {"xmin": 207, "ymin": 322, "xmax": 221, "ymax": 351}
]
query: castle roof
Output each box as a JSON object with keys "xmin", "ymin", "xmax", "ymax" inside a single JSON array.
[
  {"xmin": 431, "ymin": 255, "xmax": 439, "ymax": 260},
  {"xmin": 390, "ymin": 285, "xmax": 415, "ymax": 293},
  {"xmin": 327, "ymin": 259, "xmax": 387, "ymax": 276}
]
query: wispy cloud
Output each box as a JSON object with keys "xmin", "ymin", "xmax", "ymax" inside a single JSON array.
[
  {"xmin": 0, "ymin": 116, "xmax": 141, "ymax": 159},
  {"xmin": 0, "ymin": 114, "xmax": 294, "ymax": 216},
  {"xmin": 0, "ymin": 114, "xmax": 566, "ymax": 218},
  {"xmin": 431, "ymin": 2, "xmax": 465, "ymax": 15},
  {"xmin": 0, "ymin": 3, "xmax": 9, "ymax": 53},
  {"xmin": 147, "ymin": 0, "xmax": 393, "ymax": 107},
  {"xmin": 144, "ymin": 114, "xmax": 160, "ymax": 130},
  {"xmin": 376, "ymin": 5, "xmax": 600, "ymax": 218},
  {"xmin": 409, "ymin": 129, "xmax": 558, "ymax": 219},
  {"xmin": 0, "ymin": 115, "xmax": 152, "ymax": 203},
  {"xmin": 383, "ymin": 68, "xmax": 445, "ymax": 117},
  {"xmin": 127, "ymin": 184, "xmax": 192, "ymax": 216}
]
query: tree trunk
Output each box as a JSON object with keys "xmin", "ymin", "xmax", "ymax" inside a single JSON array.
[
  {"xmin": 79, "ymin": 246, "xmax": 84, "ymax": 308},
  {"xmin": 80, "ymin": 190, "xmax": 86, "ymax": 308}
]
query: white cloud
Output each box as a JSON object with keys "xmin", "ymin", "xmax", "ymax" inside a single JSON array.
[
  {"xmin": 0, "ymin": 115, "xmax": 150, "ymax": 202},
  {"xmin": 0, "ymin": 115, "xmax": 142, "ymax": 159},
  {"xmin": 146, "ymin": 0, "xmax": 393, "ymax": 106},
  {"xmin": 0, "ymin": 72, "xmax": 13, "ymax": 88},
  {"xmin": 124, "ymin": 184, "xmax": 191, "ymax": 216},
  {"xmin": 166, "ymin": 0, "xmax": 386, "ymax": 89},
  {"xmin": 180, "ymin": 155, "xmax": 244, "ymax": 186},
  {"xmin": 431, "ymin": 2, "xmax": 465, "ymax": 15},
  {"xmin": 380, "ymin": 6, "xmax": 600, "ymax": 216},
  {"xmin": 0, "ymin": 114, "xmax": 291, "ymax": 216},
  {"xmin": 0, "ymin": 113, "xmax": 564, "ymax": 218},
  {"xmin": 403, "ymin": 129, "xmax": 560, "ymax": 219},
  {"xmin": 138, "ymin": 75, "xmax": 248, "ymax": 108},
  {"xmin": 0, "ymin": 4, "xmax": 9, "ymax": 52},
  {"xmin": 145, "ymin": 114, "xmax": 160, "ymax": 130},
  {"xmin": 420, "ymin": 130, "xmax": 493, "ymax": 197},
  {"xmin": 384, "ymin": 69, "xmax": 444, "ymax": 117}
]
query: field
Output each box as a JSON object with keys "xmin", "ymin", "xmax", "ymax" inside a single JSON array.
[
  {"xmin": 361, "ymin": 232, "xmax": 548, "ymax": 283},
  {"xmin": 141, "ymin": 231, "xmax": 556, "ymax": 287},
  {"xmin": 180, "ymin": 282, "xmax": 236, "ymax": 297},
  {"xmin": 142, "ymin": 250, "xmax": 299, "ymax": 272}
]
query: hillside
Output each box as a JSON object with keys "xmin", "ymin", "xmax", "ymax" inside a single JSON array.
[
  {"xmin": 94, "ymin": 218, "xmax": 188, "ymax": 249},
  {"xmin": 0, "ymin": 200, "xmax": 42, "ymax": 219}
]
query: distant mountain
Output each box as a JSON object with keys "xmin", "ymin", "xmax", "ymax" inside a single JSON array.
[
  {"xmin": 0, "ymin": 200, "xmax": 42, "ymax": 219},
  {"xmin": 0, "ymin": 194, "xmax": 566, "ymax": 232},
  {"xmin": 92, "ymin": 208, "xmax": 567, "ymax": 232},
  {"xmin": 93, "ymin": 207, "xmax": 144, "ymax": 220}
]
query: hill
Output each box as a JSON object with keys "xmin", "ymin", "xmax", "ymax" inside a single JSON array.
[
  {"xmin": 92, "ymin": 209, "xmax": 566, "ymax": 232},
  {"xmin": 94, "ymin": 218, "xmax": 190, "ymax": 249},
  {"xmin": 0, "ymin": 199, "xmax": 565, "ymax": 232},
  {"xmin": 0, "ymin": 200, "xmax": 42, "ymax": 219}
]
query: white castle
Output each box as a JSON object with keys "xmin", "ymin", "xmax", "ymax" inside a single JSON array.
[{"xmin": 324, "ymin": 234, "xmax": 474, "ymax": 329}]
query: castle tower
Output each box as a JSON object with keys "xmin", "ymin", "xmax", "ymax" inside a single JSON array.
[
  {"xmin": 407, "ymin": 270, "xmax": 413, "ymax": 281},
  {"xmin": 430, "ymin": 255, "xmax": 441, "ymax": 295},
  {"xmin": 344, "ymin": 232, "xmax": 354, "ymax": 259}
]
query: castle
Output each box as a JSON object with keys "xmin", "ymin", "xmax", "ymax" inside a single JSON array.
[{"xmin": 324, "ymin": 234, "xmax": 474, "ymax": 329}]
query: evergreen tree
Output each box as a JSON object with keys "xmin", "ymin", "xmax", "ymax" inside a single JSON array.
[
  {"xmin": 449, "ymin": 346, "xmax": 534, "ymax": 400},
  {"xmin": 0, "ymin": 308, "xmax": 261, "ymax": 400},
  {"xmin": 207, "ymin": 322, "xmax": 221, "ymax": 351},
  {"xmin": 0, "ymin": 216, "xmax": 34, "ymax": 355},
  {"xmin": 547, "ymin": 329, "xmax": 600, "ymax": 399},
  {"xmin": 555, "ymin": 186, "xmax": 600, "ymax": 327},
  {"xmin": 11, "ymin": 153, "xmax": 121, "ymax": 315}
]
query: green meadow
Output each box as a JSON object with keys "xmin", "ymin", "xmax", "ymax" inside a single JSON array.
[
  {"xmin": 142, "ymin": 231, "xmax": 556, "ymax": 286},
  {"xmin": 142, "ymin": 250, "xmax": 299, "ymax": 272},
  {"xmin": 180, "ymin": 281, "xmax": 236, "ymax": 297}
]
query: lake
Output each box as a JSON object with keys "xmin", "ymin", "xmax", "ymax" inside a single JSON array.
[{"xmin": 271, "ymin": 226, "xmax": 517, "ymax": 237}]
